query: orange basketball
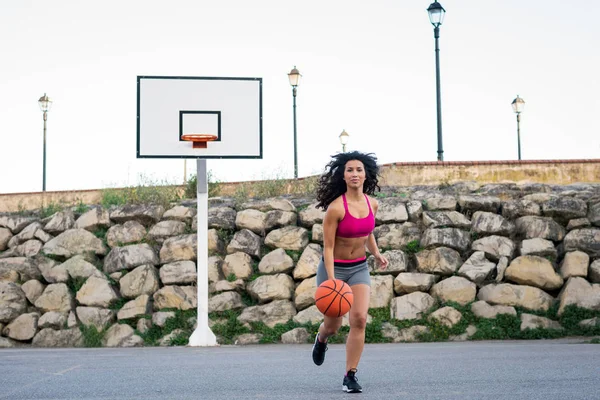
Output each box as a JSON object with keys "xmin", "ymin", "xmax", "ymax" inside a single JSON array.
[{"xmin": 314, "ymin": 279, "xmax": 354, "ymax": 318}]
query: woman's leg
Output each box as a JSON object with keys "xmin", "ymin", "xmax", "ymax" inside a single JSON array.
[
  {"xmin": 345, "ymin": 283, "xmax": 370, "ymax": 372},
  {"xmin": 319, "ymin": 315, "xmax": 343, "ymax": 341}
]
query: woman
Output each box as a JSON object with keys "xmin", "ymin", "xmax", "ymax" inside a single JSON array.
[{"xmin": 311, "ymin": 151, "xmax": 389, "ymax": 393}]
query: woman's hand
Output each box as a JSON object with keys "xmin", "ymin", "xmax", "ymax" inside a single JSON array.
[{"xmin": 374, "ymin": 253, "xmax": 389, "ymax": 270}]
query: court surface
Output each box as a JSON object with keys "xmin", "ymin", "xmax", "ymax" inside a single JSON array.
[{"xmin": 1, "ymin": 339, "xmax": 599, "ymax": 400}]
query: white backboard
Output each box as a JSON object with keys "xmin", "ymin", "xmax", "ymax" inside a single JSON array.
[{"xmin": 137, "ymin": 76, "xmax": 262, "ymax": 159}]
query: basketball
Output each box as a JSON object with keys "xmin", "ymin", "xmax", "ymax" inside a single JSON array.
[{"xmin": 314, "ymin": 279, "xmax": 354, "ymax": 318}]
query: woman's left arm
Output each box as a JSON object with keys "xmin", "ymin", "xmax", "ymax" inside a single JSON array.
[{"xmin": 366, "ymin": 197, "xmax": 388, "ymax": 268}]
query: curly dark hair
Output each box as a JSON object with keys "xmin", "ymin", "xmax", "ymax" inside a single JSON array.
[{"xmin": 315, "ymin": 151, "xmax": 380, "ymax": 210}]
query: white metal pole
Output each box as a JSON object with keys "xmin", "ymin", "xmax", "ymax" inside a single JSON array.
[{"xmin": 188, "ymin": 158, "xmax": 218, "ymax": 346}]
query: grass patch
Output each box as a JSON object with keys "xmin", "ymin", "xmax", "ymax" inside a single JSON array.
[
  {"xmin": 67, "ymin": 277, "xmax": 87, "ymax": 295},
  {"xmin": 109, "ymin": 298, "xmax": 129, "ymax": 311},
  {"xmin": 74, "ymin": 201, "xmax": 90, "ymax": 215},
  {"xmin": 39, "ymin": 202, "xmax": 64, "ymax": 219},
  {"xmin": 101, "ymin": 175, "xmax": 182, "ymax": 209},
  {"xmin": 79, "ymin": 324, "xmax": 105, "ymax": 347},
  {"xmin": 138, "ymin": 309, "xmax": 196, "ymax": 346},
  {"xmin": 93, "ymin": 227, "xmax": 109, "ymax": 248},
  {"xmin": 285, "ymin": 250, "xmax": 302, "ymax": 262},
  {"xmin": 226, "ymin": 273, "xmax": 237, "ymax": 282},
  {"xmin": 404, "ymin": 240, "xmax": 422, "ymax": 255},
  {"xmin": 209, "ymin": 310, "xmax": 251, "ymax": 344}
]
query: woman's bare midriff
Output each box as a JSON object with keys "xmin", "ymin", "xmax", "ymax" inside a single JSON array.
[{"xmin": 334, "ymin": 236, "xmax": 369, "ymax": 260}]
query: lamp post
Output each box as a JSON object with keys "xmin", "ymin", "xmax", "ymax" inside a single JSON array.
[
  {"xmin": 38, "ymin": 93, "xmax": 53, "ymax": 191},
  {"xmin": 427, "ymin": 1, "xmax": 446, "ymax": 161},
  {"xmin": 511, "ymin": 95, "xmax": 525, "ymax": 160},
  {"xmin": 288, "ymin": 66, "xmax": 301, "ymax": 178},
  {"xmin": 339, "ymin": 129, "xmax": 349, "ymax": 152}
]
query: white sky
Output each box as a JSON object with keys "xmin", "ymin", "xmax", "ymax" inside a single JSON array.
[{"xmin": 1, "ymin": 0, "xmax": 599, "ymax": 194}]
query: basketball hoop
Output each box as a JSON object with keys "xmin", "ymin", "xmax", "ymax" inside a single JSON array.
[{"xmin": 181, "ymin": 133, "xmax": 218, "ymax": 149}]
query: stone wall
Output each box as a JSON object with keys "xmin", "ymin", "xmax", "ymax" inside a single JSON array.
[
  {"xmin": 1, "ymin": 159, "xmax": 598, "ymax": 213},
  {"xmin": 1, "ymin": 181, "xmax": 600, "ymax": 348}
]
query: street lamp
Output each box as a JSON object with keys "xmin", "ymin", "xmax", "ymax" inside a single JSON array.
[
  {"xmin": 511, "ymin": 95, "xmax": 525, "ymax": 160},
  {"xmin": 38, "ymin": 93, "xmax": 53, "ymax": 191},
  {"xmin": 339, "ymin": 129, "xmax": 349, "ymax": 152},
  {"xmin": 288, "ymin": 66, "xmax": 301, "ymax": 178},
  {"xmin": 427, "ymin": 1, "xmax": 446, "ymax": 161}
]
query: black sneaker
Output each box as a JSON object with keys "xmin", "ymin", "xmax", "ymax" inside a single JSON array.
[
  {"xmin": 311, "ymin": 334, "xmax": 328, "ymax": 366},
  {"xmin": 342, "ymin": 369, "xmax": 362, "ymax": 393}
]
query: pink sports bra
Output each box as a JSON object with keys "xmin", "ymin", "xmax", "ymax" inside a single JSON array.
[{"xmin": 336, "ymin": 194, "xmax": 375, "ymax": 238}]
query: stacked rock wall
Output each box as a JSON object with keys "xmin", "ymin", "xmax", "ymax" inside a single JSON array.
[{"xmin": 1, "ymin": 181, "xmax": 599, "ymax": 348}]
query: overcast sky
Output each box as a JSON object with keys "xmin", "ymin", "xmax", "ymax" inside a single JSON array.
[{"xmin": 1, "ymin": 0, "xmax": 598, "ymax": 194}]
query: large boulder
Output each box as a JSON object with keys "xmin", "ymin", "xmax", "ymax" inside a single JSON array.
[
  {"xmin": 21, "ymin": 280, "xmax": 45, "ymax": 304},
  {"xmin": 160, "ymin": 261, "xmax": 197, "ymax": 285},
  {"xmin": 163, "ymin": 205, "xmax": 196, "ymax": 223},
  {"xmin": 117, "ymin": 294, "xmax": 153, "ymax": 320},
  {"xmin": 159, "ymin": 234, "xmax": 197, "ymax": 264},
  {"xmin": 589, "ymin": 259, "xmax": 600, "ymax": 284},
  {"xmin": 390, "ymin": 292, "xmax": 436, "ymax": 320},
  {"xmin": 421, "ymin": 228, "xmax": 471, "ymax": 252},
  {"xmin": 102, "ymin": 323, "xmax": 143, "ymax": 347},
  {"xmin": 223, "ymin": 252, "xmax": 254, "ymax": 280},
  {"xmin": 376, "ymin": 198, "xmax": 408, "ymax": 224},
  {"xmin": 119, "ymin": 264, "xmax": 160, "ymax": 299},
  {"xmin": 368, "ymin": 249, "xmax": 408, "ymax": 275},
  {"xmin": 0, "ymin": 216, "xmax": 39, "ymax": 234},
  {"xmin": 562, "ymin": 228, "xmax": 600, "ymax": 258},
  {"xmin": 109, "ymin": 204, "xmax": 165, "ymax": 227},
  {"xmin": 520, "ymin": 314, "xmax": 563, "ymax": 331},
  {"xmin": 153, "ymin": 286, "xmax": 197, "ymax": 310},
  {"xmin": 588, "ymin": 202, "xmax": 600, "ymax": 227},
  {"xmin": 44, "ymin": 210, "xmax": 75, "ymax": 235},
  {"xmin": 34, "ymin": 283, "xmax": 74, "ymax": 313},
  {"xmin": 235, "ymin": 209, "xmax": 266, "ymax": 235},
  {"xmin": 559, "ymin": 251, "xmax": 589, "ymax": 279},
  {"xmin": 32, "ymin": 328, "xmax": 83, "ymax": 347},
  {"xmin": 258, "ymin": 248, "xmax": 294, "ymax": 275},
  {"xmin": 515, "ymin": 217, "xmax": 565, "ymax": 241},
  {"xmin": 394, "ymin": 273, "xmax": 437, "ymax": 295},
  {"xmin": 147, "ymin": 220, "xmax": 187, "ymax": 241},
  {"xmin": 7, "ymin": 222, "xmax": 44, "ymax": 247},
  {"xmin": 298, "ymin": 204, "xmax": 325, "ymax": 228},
  {"xmin": 374, "ymin": 223, "xmax": 421, "ymax": 250},
  {"xmin": 458, "ymin": 195, "xmax": 502, "ymax": 213},
  {"xmin": 519, "ymin": 238, "xmax": 557, "ymax": 259},
  {"xmin": 557, "ymin": 277, "xmax": 600, "ymax": 316},
  {"xmin": 74, "ymin": 208, "xmax": 111, "ymax": 232},
  {"xmin": 208, "ymin": 292, "xmax": 244, "ymax": 312},
  {"xmin": 428, "ymin": 306, "xmax": 462, "ymax": 328},
  {"xmin": 42, "ymin": 229, "xmax": 108, "ymax": 258},
  {"xmin": 227, "ymin": 229, "xmax": 262, "ymax": 258},
  {"xmin": 207, "ymin": 207, "xmax": 236, "ymax": 230},
  {"xmin": 504, "ymin": 255, "xmax": 564, "ymax": 290},
  {"xmin": 60, "ymin": 256, "xmax": 104, "ymax": 280},
  {"xmin": 422, "ymin": 211, "xmax": 471, "ymax": 229},
  {"xmin": 76, "ymin": 307, "xmax": 115, "ymax": 332},
  {"xmin": 458, "ymin": 251, "xmax": 496, "ymax": 285},
  {"xmin": 370, "ymin": 275, "xmax": 394, "ymax": 308},
  {"xmin": 104, "ymin": 243, "xmax": 159, "ymax": 273},
  {"xmin": 415, "ymin": 247, "xmax": 462, "ymax": 276},
  {"xmin": 502, "ymin": 199, "xmax": 541, "ymax": 219},
  {"xmin": 76, "ymin": 277, "xmax": 120, "ymax": 308},
  {"xmin": 264, "ymin": 226, "xmax": 309, "ymax": 251},
  {"xmin": 246, "ymin": 274, "xmax": 294, "ymax": 303},
  {"xmin": 106, "ymin": 221, "xmax": 147, "ymax": 248},
  {"xmin": 470, "ymin": 301, "xmax": 516, "ymax": 319},
  {"xmin": 0, "ymin": 227, "xmax": 12, "ymax": 251},
  {"xmin": 0, "ymin": 257, "xmax": 42, "ymax": 281},
  {"xmin": 294, "ymin": 276, "xmax": 316, "ymax": 310},
  {"xmin": 264, "ymin": 210, "xmax": 297, "ymax": 231},
  {"xmin": 293, "ymin": 244, "xmax": 322, "ymax": 280},
  {"xmin": 541, "ymin": 197, "xmax": 588, "ymax": 224},
  {"xmin": 0, "ymin": 282, "xmax": 28, "ymax": 323},
  {"xmin": 471, "ymin": 236, "xmax": 516, "ymax": 261},
  {"xmin": 471, "ymin": 212, "xmax": 514, "ymax": 236},
  {"xmin": 237, "ymin": 299, "xmax": 297, "ymax": 328},
  {"xmin": 477, "ymin": 283, "xmax": 554, "ymax": 312},
  {"xmin": 430, "ymin": 276, "xmax": 476, "ymax": 306}
]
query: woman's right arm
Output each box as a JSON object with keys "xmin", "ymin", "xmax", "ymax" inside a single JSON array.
[{"xmin": 322, "ymin": 200, "xmax": 341, "ymax": 281}]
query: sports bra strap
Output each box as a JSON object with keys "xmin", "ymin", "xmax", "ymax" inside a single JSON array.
[
  {"xmin": 342, "ymin": 193, "xmax": 349, "ymax": 211},
  {"xmin": 364, "ymin": 194, "xmax": 373, "ymax": 214}
]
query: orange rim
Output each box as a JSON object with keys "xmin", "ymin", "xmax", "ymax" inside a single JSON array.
[{"xmin": 181, "ymin": 134, "xmax": 218, "ymax": 142}]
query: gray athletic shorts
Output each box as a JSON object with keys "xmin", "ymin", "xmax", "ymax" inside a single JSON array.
[{"xmin": 316, "ymin": 257, "xmax": 371, "ymax": 287}]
